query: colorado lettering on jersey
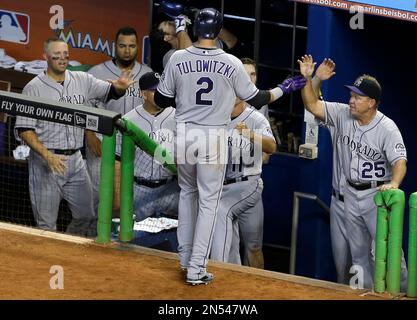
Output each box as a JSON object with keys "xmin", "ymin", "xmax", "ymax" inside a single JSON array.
[
  {"xmin": 175, "ymin": 60, "xmax": 236, "ymax": 79},
  {"xmin": 337, "ymin": 134, "xmax": 382, "ymax": 161},
  {"xmin": 149, "ymin": 129, "xmax": 175, "ymax": 144},
  {"xmin": 59, "ymin": 94, "xmax": 86, "ymax": 105},
  {"xmin": 228, "ymin": 135, "xmax": 254, "ymax": 153},
  {"xmin": 125, "ymin": 86, "xmax": 141, "ymax": 98}
]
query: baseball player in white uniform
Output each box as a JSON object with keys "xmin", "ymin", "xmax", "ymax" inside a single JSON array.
[
  {"xmin": 155, "ymin": 8, "xmax": 306, "ymax": 285},
  {"xmin": 14, "ymin": 38, "xmax": 134, "ymax": 236},
  {"xmin": 311, "ymin": 59, "xmax": 352, "ymax": 284},
  {"xmin": 117, "ymin": 72, "xmax": 179, "ymax": 221},
  {"xmin": 299, "ymin": 54, "xmax": 407, "ymax": 290},
  {"xmin": 210, "ymin": 101, "xmax": 276, "ymax": 265},
  {"xmin": 85, "ymin": 27, "xmax": 152, "ymax": 215}
]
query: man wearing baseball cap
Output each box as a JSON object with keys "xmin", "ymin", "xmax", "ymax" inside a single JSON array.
[
  {"xmin": 118, "ymin": 71, "xmax": 180, "ymax": 222},
  {"xmin": 344, "ymin": 74, "xmax": 381, "ymax": 106},
  {"xmin": 298, "ymin": 55, "xmax": 408, "ymax": 291}
]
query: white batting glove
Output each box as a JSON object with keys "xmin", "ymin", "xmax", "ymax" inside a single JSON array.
[{"xmin": 175, "ymin": 14, "xmax": 191, "ymax": 34}]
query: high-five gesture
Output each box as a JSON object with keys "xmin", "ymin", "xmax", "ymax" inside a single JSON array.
[
  {"xmin": 297, "ymin": 54, "xmax": 316, "ymax": 78},
  {"xmin": 316, "ymin": 58, "xmax": 336, "ymax": 81},
  {"xmin": 108, "ymin": 70, "xmax": 136, "ymax": 94}
]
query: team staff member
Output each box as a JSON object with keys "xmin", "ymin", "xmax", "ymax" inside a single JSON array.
[
  {"xmin": 298, "ymin": 54, "xmax": 407, "ymax": 290},
  {"xmin": 117, "ymin": 72, "xmax": 179, "ymax": 222},
  {"xmin": 86, "ymin": 27, "xmax": 153, "ymax": 216},
  {"xmin": 155, "ymin": 8, "xmax": 306, "ymax": 285},
  {"xmin": 15, "ymin": 38, "xmax": 134, "ymax": 236}
]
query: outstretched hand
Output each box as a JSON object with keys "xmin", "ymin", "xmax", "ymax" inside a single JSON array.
[
  {"xmin": 316, "ymin": 58, "xmax": 336, "ymax": 81},
  {"xmin": 278, "ymin": 75, "xmax": 307, "ymax": 94},
  {"xmin": 297, "ymin": 54, "xmax": 316, "ymax": 78},
  {"xmin": 108, "ymin": 70, "xmax": 136, "ymax": 94}
]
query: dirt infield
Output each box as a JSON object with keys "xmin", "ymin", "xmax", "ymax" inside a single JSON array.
[{"xmin": 0, "ymin": 226, "xmax": 389, "ymax": 300}]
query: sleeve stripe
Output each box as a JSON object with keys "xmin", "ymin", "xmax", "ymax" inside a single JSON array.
[
  {"xmin": 242, "ymin": 89, "xmax": 259, "ymax": 101},
  {"xmin": 391, "ymin": 156, "xmax": 407, "ymax": 165},
  {"xmin": 156, "ymin": 88, "xmax": 174, "ymax": 98}
]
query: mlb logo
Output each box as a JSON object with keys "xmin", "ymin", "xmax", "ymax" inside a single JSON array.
[{"xmin": 0, "ymin": 9, "xmax": 30, "ymax": 44}]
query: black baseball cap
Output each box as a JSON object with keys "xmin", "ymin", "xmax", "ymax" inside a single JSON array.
[
  {"xmin": 344, "ymin": 75, "xmax": 381, "ymax": 102},
  {"xmin": 139, "ymin": 72, "xmax": 161, "ymax": 91}
]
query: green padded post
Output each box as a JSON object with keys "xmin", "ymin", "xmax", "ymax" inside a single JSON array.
[
  {"xmin": 385, "ymin": 189, "xmax": 405, "ymax": 296},
  {"xmin": 375, "ymin": 189, "xmax": 405, "ymax": 295},
  {"xmin": 407, "ymin": 193, "xmax": 417, "ymax": 298},
  {"xmin": 119, "ymin": 134, "xmax": 135, "ymax": 242},
  {"xmin": 374, "ymin": 191, "xmax": 389, "ymax": 293},
  {"xmin": 96, "ymin": 131, "xmax": 116, "ymax": 244}
]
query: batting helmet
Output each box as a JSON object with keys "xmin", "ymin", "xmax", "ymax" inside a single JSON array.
[
  {"xmin": 159, "ymin": 0, "xmax": 184, "ymax": 19},
  {"xmin": 194, "ymin": 8, "xmax": 223, "ymax": 39}
]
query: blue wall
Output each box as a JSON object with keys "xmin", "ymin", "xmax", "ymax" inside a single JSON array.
[{"xmin": 262, "ymin": 5, "xmax": 417, "ymax": 281}]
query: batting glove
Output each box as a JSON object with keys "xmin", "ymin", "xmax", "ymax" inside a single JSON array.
[
  {"xmin": 175, "ymin": 14, "xmax": 191, "ymax": 34},
  {"xmin": 278, "ymin": 75, "xmax": 307, "ymax": 94}
]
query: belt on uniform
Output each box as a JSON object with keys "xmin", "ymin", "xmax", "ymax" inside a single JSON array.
[
  {"xmin": 49, "ymin": 149, "xmax": 80, "ymax": 156},
  {"xmin": 347, "ymin": 180, "xmax": 388, "ymax": 191},
  {"xmin": 223, "ymin": 176, "xmax": 249, "ymax": 185},
  {"xmin": 134, "ymin": 176, "xmax": 175, "ymax": 188},
  {"xmin": 332, "ymin": 188, "xmax": 344, "ymax": 202}
]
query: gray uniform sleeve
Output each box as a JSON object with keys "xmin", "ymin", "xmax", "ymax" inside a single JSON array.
[
  {"xmin": 384, "ymin": 126, "xmax": 407, "ymax": 165},
  {"xmin": 86, "ymin": 73, "xmax": 112, "ymax": 102},
  {"xmin": 157, "ymin": 60, "xmax": 176, "ymax": 98},
  {"xmin": 14, "ymin": 84, "xmax": 38, "ymax": 139},
  {"xmin": 259, "ymin": 116, "xmax": 275, "ymax": 140},
  {"xmin": 324, "ymin": 101, "xmax": 349, "ymax": 127},
  {"xmin": 233, "ymin": 62, "xmax": 259, "ymax": 101}
]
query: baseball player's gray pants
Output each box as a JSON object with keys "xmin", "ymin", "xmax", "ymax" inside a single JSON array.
[
  {"xmin": 239, "ymin": 198, "xmax": 265, "ymax": 268},
  {"xmin": 344, "ymin": 185, "xmax": 407, "ymax": 290},
  {"xmin": 133, "ymin": 180, "xmax": 180, "ymax": 221},
  {"xmin": 28, "ymin": 150, "xmax": 95, "ymax": 236},
  {"xmin": 85, "ymin": 148, "xmax": 101, "ymax": 216},
  {"xmin": 211, "ymin": 176, "xmax": 263, "ymax": 264},
  {"xmin": 176, "ymin": 125, "xmax": 227, "ymax": 279},
  {"xmin": 330, "ymin": 192, "xmax": 352, "ymax": 284}
]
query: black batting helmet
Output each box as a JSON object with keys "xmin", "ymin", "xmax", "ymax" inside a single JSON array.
[{"xmin": 194, "ymin": 8, "xmax": 223, "ymax": 39}]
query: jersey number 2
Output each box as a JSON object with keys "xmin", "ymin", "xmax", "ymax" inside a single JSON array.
[{"xmin": 196, "ymin": 77, "xmax": 213, "ymax": 105}]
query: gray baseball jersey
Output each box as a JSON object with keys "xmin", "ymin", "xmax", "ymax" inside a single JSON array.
[
  {"xmin": 324, "ymin": 101, "xmax": 408, "ymax": 289},
  {"xmin": 226, "ymin": 106, "xmax": 275, "ymax": 179},
  {"xmin": 86, "ymin": 59, "xmax": 152, "ymax": 214},
  {"xmin": 250, "ymin": 104, "xmax": 269, "ymax": 121},
  {"xmin": 158, "ymin": 45, "xmax": 260, "ymax": 281},
  {"xmin": 324, "ymin": 102, "xmax": 407, "ymax": 183},
  {"xmin": 119, "ymin": 105, "xmax": 179, "ymax": 221},
  {"xmin": 88, "ymin": 60, "xmax": 152, "ymax": 113},
  {"xmin": 14, "ymin": 70, "xmax": 111, "ymax": 236},
  {"xmin": 157, "ymin": 46, "xmax": 259, "ymax": 126},
  {"xmin": 211, "ymin": 106, "xmax": 273, "ymax": 265},
  {"xmin": 162, "ymin": 40, "xmax": 224, "ymax": 69},
  {"xmin": 15, "ymin": 70, "xmax": 110, "ymax": 148}
]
